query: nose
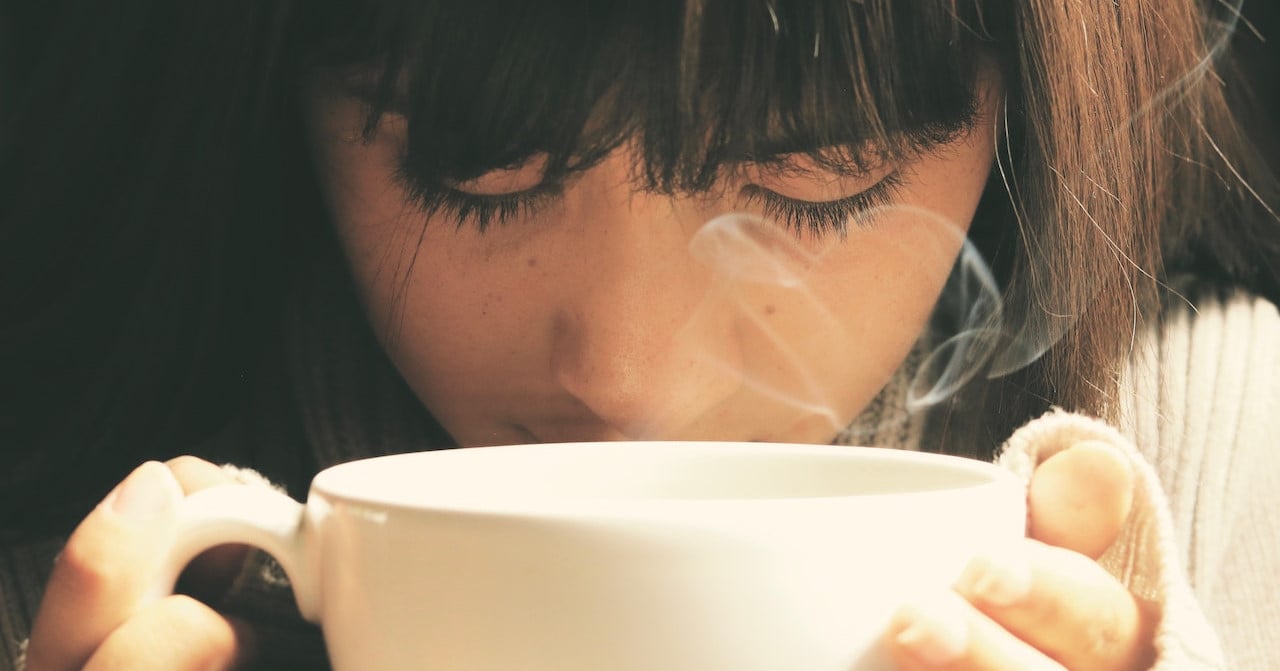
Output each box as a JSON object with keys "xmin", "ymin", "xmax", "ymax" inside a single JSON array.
[{"xmin": 548, "ymin": 171, "xmax": 740, "ymax": 438}]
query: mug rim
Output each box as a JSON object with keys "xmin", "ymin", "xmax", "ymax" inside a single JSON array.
[{"xmin": 308, "ymin": 441, "xmax": 1023, "ymax": 519}]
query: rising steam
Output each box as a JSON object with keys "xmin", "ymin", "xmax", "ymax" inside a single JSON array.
[{"xmin": 677, "ymin": 205, "xmax": 1078, "ymax": 441}]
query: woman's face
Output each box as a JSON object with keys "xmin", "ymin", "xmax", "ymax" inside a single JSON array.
[{"xmin": 305, "ymin": 78, "xmax": 1000, "ymax": 447}]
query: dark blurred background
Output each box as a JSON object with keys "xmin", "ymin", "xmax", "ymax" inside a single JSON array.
[{"xmin": 1235, "ymin": 0, "xmax": 1280, "ymax": 171}]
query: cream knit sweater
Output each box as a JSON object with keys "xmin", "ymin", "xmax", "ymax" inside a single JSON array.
[
  {"xmin": 1001, "ymin": 290, "xmax": 1280, "ymax": 668},
  {"xmin": 1117, "ymin": 290, "xmax": 1280, "ymax": 668},
  {"xmin": 2, "ymin": 291, "xmax": 1277, "ymax": 669}
]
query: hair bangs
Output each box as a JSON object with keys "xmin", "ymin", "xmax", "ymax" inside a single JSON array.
[
  {"xmin": 671, "ymin": 0, "xmax": 996, "ymax": 189},
  {"xmin": 306, "ymin": 0, "xmax": 994, "ymax": 191}
]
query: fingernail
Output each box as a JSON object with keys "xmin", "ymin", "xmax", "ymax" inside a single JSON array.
[
  {"xmin": 108, "ymin": 461, "xmax": 181, "ymax": 518},
  {"xmin": 894, "ymin": 596, "xmax": 970, "ymax": 665},
  {"xmin": 954, "ymin": 547, "xmax": 1033, "ymax": 607}
]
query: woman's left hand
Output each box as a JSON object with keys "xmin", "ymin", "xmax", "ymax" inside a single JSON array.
[{"xmin": 886, "ymin": 441, "xmax": 1161, "ymax": 670}]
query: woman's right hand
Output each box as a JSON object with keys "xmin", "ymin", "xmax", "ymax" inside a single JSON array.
[{"xmin": 25, "ymin": 457, "xmax": 255, "ymax": 671}]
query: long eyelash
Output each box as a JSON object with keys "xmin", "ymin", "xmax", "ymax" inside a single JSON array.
[
  {"xmin": 740, "ymin": 173, "xmax": 905, "ymax": 238},
  {"xmin": 394, "ymin": 163, "xmax": 903, "ymax": 237},
  {"xmin": 421, "ymin": 187, "xmax": 560, "ymax": 233},
  {"xmin": 393, "ymin": 165, "xmax": 562, "ymax": 233}
]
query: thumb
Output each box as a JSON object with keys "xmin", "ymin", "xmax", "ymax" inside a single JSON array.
[
  {"xmin": 27, "ymin": 461, "xmax": 185, "ymax": 671},
  {"xmin": 1026, "ymin": 440, "xmax": 1135, "ymax": 559}
]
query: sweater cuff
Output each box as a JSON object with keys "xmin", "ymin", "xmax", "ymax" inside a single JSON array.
[{"xmin": 997, "ymin": 409, "xmax": 1224, "ymax": 669}]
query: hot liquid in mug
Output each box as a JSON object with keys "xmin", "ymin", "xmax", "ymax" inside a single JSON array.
[{"xmin": 161, "ymin": 441, "xmax": 1026, "ymax": 670}]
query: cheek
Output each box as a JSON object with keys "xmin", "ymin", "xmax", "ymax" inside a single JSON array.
[
  {"xmin": 808, "ymin": 217, "xmax": 968, "ymax": 384},
  {"xmin": 304, "ymin": 93, "xmax": 438, "ymax": 335},
  {"xmin": 753, "ymin": 143, "xmax": 993, "ymax": 429},
  {"xmin": 304, "ymin": 97, "xmax": 565, "ymax": 429},
  {"xmin": 387, "ymin": 260, "xmax": 548, "ymax": 374}
]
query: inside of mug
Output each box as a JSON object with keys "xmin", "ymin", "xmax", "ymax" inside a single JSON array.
[{"xmin": 313, "ymin": 442, "xmax": 1002, "ymax": 509}]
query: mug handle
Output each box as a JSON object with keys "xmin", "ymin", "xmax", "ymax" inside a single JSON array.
[{"xmin": 154, "ymin": 484, "xmax": 321, "ymax": 622}]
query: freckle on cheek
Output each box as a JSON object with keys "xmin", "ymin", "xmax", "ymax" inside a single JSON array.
[
  {"xmin": 527, "ymin": 257, "xmax": 538, "ymax": 268},
  {"xmin": 479, "ymin": 293, "xmax": 504, "ymax": 317},
  {"xmin": 764, "ymin": 304, "xmax": 777, "ymax": 316}
]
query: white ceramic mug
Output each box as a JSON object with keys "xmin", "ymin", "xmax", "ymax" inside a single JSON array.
[{"xmin": 161, "ymin": 441, "xmax": 1025, "ymax": 670}]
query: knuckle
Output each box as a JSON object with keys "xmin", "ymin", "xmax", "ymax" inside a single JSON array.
[
  {"xmin": 1084, "ymin": 610, "xmax": 1125, "ymax": 656},
  {"xmin": 83, "ymin": 597, "xmax": 240, "ymax": 671},
  {"xmin": 162, "ymin": 594, "xmax": 217, "ymax": 631},
  {"xmin": 166, "ymin": 455, "xmax": 237, "ymax": 494},
  {"xmin": 1032, "ymin": 588, "xmax": 1068, "ymax": 628},
  {"xmin": 160, "ymin": 596, "xmax": 239, "ymax": 667},
  {"xmin": 165, "ymin": 455, "xmax": 212, "ymax": 472},
  {"xmin": 52, "ymin": 535, "xmax": 115, "ymax": 593},
  {"xmin": 165, "ymin": 450, "xmax": 217, "ymax": 471}
]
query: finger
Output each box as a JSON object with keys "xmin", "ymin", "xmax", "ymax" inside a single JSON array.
[
  {"xmin": 26, "ymin": 461, "xmax": 184, "ymax": 671},
  {"xmin": 83, "ymin": 595, "xmax": 254, "ymax": 671},
  {"xmin": 1027, "ymin": 440, "xmax": 1134, "ymax": 559},
  {"xmin": 166, "ymin": 455, "xmax": 238, "ymax": 494},
  {"xmin": 888, "ymin": 590, "xmax": 1067, "ymax": 670},
  {"xmin": 953, "ymin": 539, "xmax": 1159, "ymax": 671}
]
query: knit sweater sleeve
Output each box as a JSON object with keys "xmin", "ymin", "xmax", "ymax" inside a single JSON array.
[
  {"xmin": 995, "ymin": 290, "xmax": 1280, "ymax": 670},
  {"xmin": 1117, "ymin": 290, "xmax": 1280, "ymax": 669},
  {"xmin": 997, "ymin": 410, "xmax": 1225, "ymax": 669}
]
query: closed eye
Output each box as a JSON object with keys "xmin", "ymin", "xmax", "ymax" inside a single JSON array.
[{"xmin": 739, "ymin": 171, "xmax": 905, "ymax": 238}]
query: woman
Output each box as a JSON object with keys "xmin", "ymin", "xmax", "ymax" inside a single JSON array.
[{"xmin": 2, "ymin": 0, "xmax": 1277, "ymax": 668}]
